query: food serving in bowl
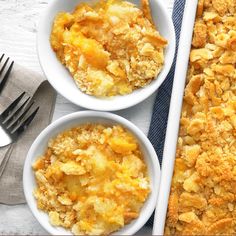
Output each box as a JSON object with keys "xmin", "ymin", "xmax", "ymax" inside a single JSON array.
[
  {"xmin": 50, "ymin": 0, "xmax": 167, "ymax": 97},
  {"xmin": 37, "ymin": 0, "xmax": 175, "ymax": 111},
  {"xmin": 33, "ymin": 124, "xmax": 150, "ymax": 235},
  {"xmin": 23, "ymin": 111, "xmax": 160, "ymax": 235}
]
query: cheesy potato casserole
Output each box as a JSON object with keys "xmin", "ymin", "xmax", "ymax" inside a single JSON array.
[
  {"xmin": 50, "ymin": 0, "xmax": 167, "ymax": 97},
  {"xmin": 165, "ymin": 0, "xmax": 236, "ymax": 235},
  {"xmin": 33, "ymin": 124, "xmax": 150, "ymax": 235}
]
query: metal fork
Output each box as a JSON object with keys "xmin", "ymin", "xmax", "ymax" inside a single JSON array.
[
  {"xmin": 0, "ymin": 54, "xmax": 14, "ymax": 95},
  {"xmin": 0, "ymin": 92, "xmax": 39, "ymax": 147}
]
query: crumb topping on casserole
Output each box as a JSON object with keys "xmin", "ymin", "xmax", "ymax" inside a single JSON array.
[
  {"xmin": 165, "ymin": 0, "xmax": 236, "ymax": 234},
  {"xmin": 33, "ymin": 124, "xmax": 150, "ymax": 235},
  {"xmin": 50, "ymin": 0, "xmax": 167, "ymax": 97}
]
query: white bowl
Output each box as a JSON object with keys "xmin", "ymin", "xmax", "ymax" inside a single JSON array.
[
  {"xmin": 37, "ymin": 0, "xmax": 175, "ymax": 111},
  {"xmin": 23, "ymin": 111, "xmax": 160, "ymax": 235}
]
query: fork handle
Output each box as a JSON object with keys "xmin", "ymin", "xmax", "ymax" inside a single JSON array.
[{"xmin": 0, "ymin": 144, "xmax": 14, "ymax": 178}]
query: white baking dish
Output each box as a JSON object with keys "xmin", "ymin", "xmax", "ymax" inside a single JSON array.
[{"xmin": 153, "ymin": 0, "xmax": 198, "ymax": 234}]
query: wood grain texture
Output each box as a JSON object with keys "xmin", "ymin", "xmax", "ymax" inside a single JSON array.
[{"xmin": 0, "ymin": 0, "xmax": 173, "ymax": 234}]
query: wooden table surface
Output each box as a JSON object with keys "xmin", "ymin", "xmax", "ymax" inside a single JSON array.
[{"xmin": 0, "ymin": 0, "xmax": 173, "ymax": 234}]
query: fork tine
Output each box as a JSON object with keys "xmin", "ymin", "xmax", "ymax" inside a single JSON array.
[
  {"xmin": 0, "ymin": 92, "xmax": 25, "ymax": 120},
  {"xmin": 4, "ymin": 96, "xmax": 31, "ymax": 125},
  {"xmin": 0, "ymin": 54, "xmax": 4, "ymax": 63},
  {"xmin": 0, "ymin": 57, "xmax": 9, "ymax": 76},
  {"xmin": 0, "ymin": 61, "xmax": 14, "ymax": 94},
  {"xmin": 8, "ymin": 100, "xmax": 34, "ymax": 131},
  {"xmin": 12, "ymin": 106, "xmax": 39, "ymax": 136}
]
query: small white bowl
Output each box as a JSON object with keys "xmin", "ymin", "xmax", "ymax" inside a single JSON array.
[
  {"xmin": 23, "ymin": 111, "xmax": 160, "ymax": 235},
  {"xmin": 37, "ymin": 0, "xmax": 175, "ymax": 111}
]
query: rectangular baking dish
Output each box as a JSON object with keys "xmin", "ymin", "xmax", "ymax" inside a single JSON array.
[{"xmin": 153, "ymin": 0, "xmax": 198, "ymax": 234}]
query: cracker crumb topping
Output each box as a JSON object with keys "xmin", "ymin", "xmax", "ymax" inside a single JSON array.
[{"xmin": 50, "ymin": 0, "xmax": 167, "ymax": 97}]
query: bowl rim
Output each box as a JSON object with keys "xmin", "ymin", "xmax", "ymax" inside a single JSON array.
[
  {"xmin": 23, "ymin": 111, "xmax": 160, "ymax": 235},
  {"xmin": 37, "ymin": 0, "xmax": 176, "ymax": 111}
]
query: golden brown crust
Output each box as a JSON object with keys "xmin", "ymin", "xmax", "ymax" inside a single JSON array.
[
  {"xmin": 212, "ymin": 0, "xmax": 228, "ymax": 16},
  {"xmin": 192, "ymin": 20, "xmax": 207, "ymax": 48},
  {"xmin": 141, "ymin": 0, "xmax": 154, "ymax": 24},
  {"xmin": 165, "ymin": 0, "xmax": 236, "ymax": 234},
  {"xmin": 179, "ymin": 192, "xmax": 207, "ymax": 210},
  {"xmin": 227, "ymin": 36, "xmax": 236, "ymax": 51},
  {"xmin": 197, "ymin": 0, "xmax": 204, "ymax": 17},
  {"xmin": 207, "ymin": 218, "xmax": 234, "ymax": 234},
  {"xmin": 166, "ymin": 190, "xmax": 179, "ymax": 226},
  {"xmin": 182, "ymin": 219, "xmax": 206, "ymax": 235}
]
